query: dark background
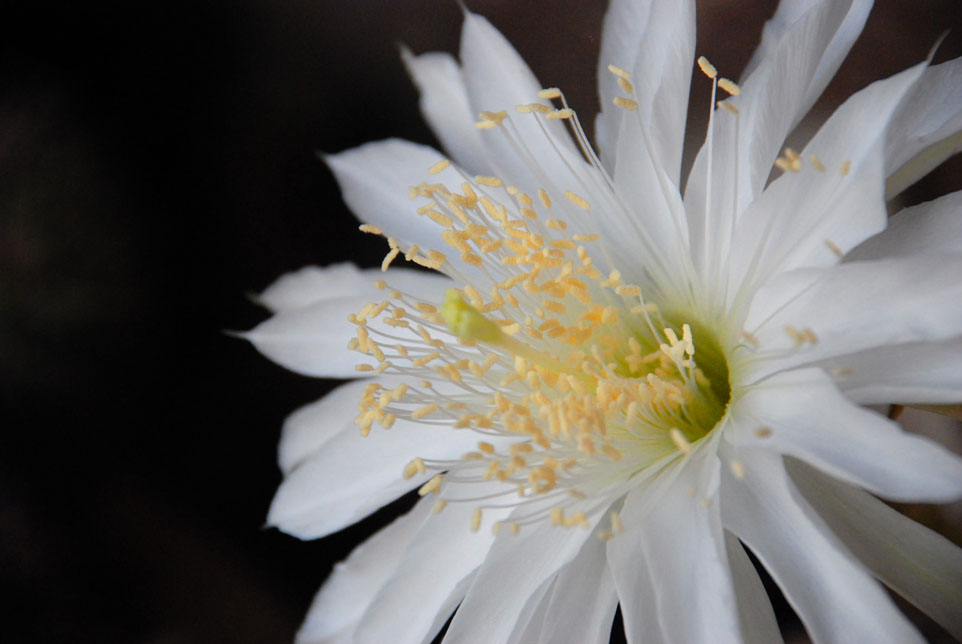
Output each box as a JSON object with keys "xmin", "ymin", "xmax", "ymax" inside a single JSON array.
[{"xmin": 1, "ymin": 1, "xmax": 960, "ymax": 642}]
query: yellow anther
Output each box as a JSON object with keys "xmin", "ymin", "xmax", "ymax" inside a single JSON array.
[
  {"xmin": 418, "ymin": 474, "xmax": 442, "ymax": 496},
  {"xmin": 471, "ymin": 507, "xmax": 483, "ymax": 532},
  {"xmin": 359, "ymin": 224, "xmax": 382, "ymax": 234},
  {"xmin": 717, "ymin": 101, "xmax": 739, "ymax": 115},
  {"xmin": 428, "ymin": 159, "xmax": 451, "ymax": 174},
  {"xmin": 697, "ymin": 56, "xmax": 717, "ymax": 79},
  {"xmin": 613, "ymin": 96, "xmax": 638, "ymax": 110},
  {"xmin": 538, "ymin": 188, "xmax": 552, "ymax": 209},
  {"xmin": 546, "ymin": 108, "xmax": 575, "ymax": 120},
  {"xmin": 564, "ymin": 191, "xmax": 591, "ymax": 210},
  {"xmin": 840, "ymin": 160, "xmax": 851, "ymax": 175},
  {"xmin": 538, "ymin": 87, "xmax": 562, "ymax": 99},
  {"xmin": 381, "ymin": 247, "xmax": 400, "ymax": 271},
  {"xmin": 475, "ymin": 175, "xmax": 503, "ymax": 187},
  {"xmin": 432, "ymin": 499, "xmax": 447, "ymax": 514},
  {"xmin": 607, "ymin": 64, "xmax": 631, "ymax": 80},
  {"xmin": 810, "ymin": 154, "xmax": 826, "ymax": 172},
  {"xmin": 403, "ymin": 457, "xmax": 426, "ymax": 479},
  {"xmin": 718, "ymin": 78, "xmax": 740, "ymax": 96},
  {"xmin": 412, "ymin": 403, "xmax": 439, "ymax": 419}
]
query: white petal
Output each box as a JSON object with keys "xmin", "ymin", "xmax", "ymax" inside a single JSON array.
[
  {"xmin": 819, "ymin": 337, "xmax": 962, "ymax": 405},
  {"xmin": 279, "ymin": 380, "xmax": 380, "ymax": 475},
  {"xmin": 727, "ymin": 63, "xmax": 926, "ymax": 293},
  {"xmin": 730, "ymin": 367, "xmax": 962, "ymax": 503},
  {"xmin": 608, "ymin": 449, "xmax": 740, "ymax": 644},
  {"xmin": 598, "ymin": 0, "xmax": 694, "ymax": 183},
  {"xmin": 789, "ymin": 459, "xmax": 962, "ymax": 640},
  {"xmin": 256, "ymin": 263, "xmax": 366, "ymax": 313},
  {"xmin": 244, "ymin": 295, "xmax": 372, "ymax": 378},
  {"xmin": 354, "ymin": 482, "xmax": 514, "ymax": 644},
  {"xmin": 401, "ymin": 48, "xmax": 488, "ymax": 175},
  {"xmin": 511, "ymin": 531, "xmax": 618, "ymax": 644},
  {"xmin": 245, "ymin": 268, "xmax": 453, "ymax": 378},
  {"xmin": 256, "ymin": 263, "xmax": 452, "ymax": 314},
  {"xmin": 458, "ymin": 11, "xmax": 581, "ymax": 190},
  {"xmin": 847, "ymin": 190, "xmax": 962, "ymax": 262},
  {"xmin": 741, "ymin": 0, "xmax": 871, "ymax": 95},
  {"xmin": 724, "ymin": 530, "xmax": 783, "ymax": 644},
  {"xmin": 268, "ymin": 421, "xmax": 495, "ymax": 539},
  {"xmin": 721, "ymin": 448, "xmax": 925, "ymax": 644},
  {"xmin": 443, "ymin": 506, "xmax": 603, "ymax": 644},
  {"xmin": 686, "ymin": 0, "xmax": 868, "ymax": 274},
  {"xmin": 744, "ymin": 253, "xmax": 962, "ymax": 379},
  {"xmin": 324, "ymin": 138, "xmax": 456, "ymax": 250},
  {"xmin": 886, "ymin": 57, "xmax": 962, "ymax": 198},
  {"xmin": 295, "ymin": 501, "xmax": 431, "ymax": 644}
]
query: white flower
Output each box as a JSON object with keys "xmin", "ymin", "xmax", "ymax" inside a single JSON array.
[{"xmin": 245, "ymin": 1, "xmax": 962, "ymax": 642}]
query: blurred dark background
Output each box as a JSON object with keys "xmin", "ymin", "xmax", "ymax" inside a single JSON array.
[{"xmin": 1, "ymin": 1, "xmax": 960, "ymax": 642}]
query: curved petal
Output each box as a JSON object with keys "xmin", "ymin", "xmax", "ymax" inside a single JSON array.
[
  {"xmin": 354, "ymin": 482, "xmax": 514, "ymax": 644},
  {"xmin": 730, "ymin": 367, "xmax": 962, "ymax": 503},
  {"xmin": 268, "ymin": 421, "xmax": 497, "ymax": 539},
  {"xmin": 509, "ymin": 530, "xmax": 618, "ymax": 644},
  {"xmin": 727, "ymin": 63, "xmax": 926, "ymax": 295},
  {"xmin": 743, "ymin": 253, "xmax": 962, "ymax": 379},
  {"xmin": 819, "ymin": 336, "xmax": 962, "ymax": 405},
  {"xmin": 244, "ymin": 295, "xmax": 373, "ymax": 378},
  {"xmin": 279, "ymin": 379, "xmax": 392, "ymax": 475},
  {"xmin": 442, "ymin": 503, "xmax": 603, "ymax": 644},
  {"xmin": 597, "ymin": 0, "xmax": 694, "ymax": 183},
  {"xmin": 608, "ymin": 447, "xmax": 740, "ymax": 644},
  {"xmin": 847, "ymin": 190, "xmax": 962, "ymax": 262},
  {"xmin": 401, "ymin": 48, "xmax": 488, "ymax": 175},
  {"xmin": 295, "ymin": 501, "xmax": 431, "ymax": 644},
  {"xmin": 886, "ymin": 57, "xmax": 962, "ymax": 198},
  {"xmin": 244, "ymin": 267, "xmax": 453, "ymax": 379},
  {"xmin": 324, "ymin": 138, "xmax": 459, "ymax": 252},
  {"xmin": 686, "ymin": 0, "xmax": 869, "ymax": 275},
  {"xmin": 788, "ymin": 458, "xmax": 962, "ymax": 640},
  {"xmin": 256, "ymin": 263, "xmax": 368, "ymax": 313},
  {"xmin": 724, "ymin": 530, "xmax": 783, "ymax": 644},
  {"xmin": 721, "ymin": 448, "xmax": 924, "ymax": 644},
  {"xmin": 458, "ymin": 10, "xmax": 582, "ymax": 192},
  {"xmin": 741, "ymin": 0, "xmax": 872, "ymax": 95}
]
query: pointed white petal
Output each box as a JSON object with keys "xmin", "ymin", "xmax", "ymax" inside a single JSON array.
[
  {"xmin": 401, "ymin": 48, "xmax": 488, "ymax": 175},
  {"xmin": 294, "ymin": 501, "xmax": 430, "ymax": 644},
  {"xmin": 789, "ymin": 459, "xmax": 962, "ymax": 640},
  {"xmin": 819, "ymin": 336, "xmax": 962, "ymax": 405},
  {"xmin": 724, "ymin": 530, "xmax": 783, "ymax": 644},
  {"xmin": 886, "ymin": 57, "xmax": 962, "ymax": 198},
  {"xmin": 245, "ymin": 295, "xmax": 374, "ymax": 378},
  {"xmin": 847, "ymin": 190, "xmax": 962, "ymax": 262},
  {"xmin": 727, "ymin": 63, "xmax": 926, "ymax": 293},
  {"xmin": 245, "ymin": 266, "xmax": 452, "ymax": 378},
  {"xmin": 598, "ymin": 0, "xmax": 694, "ymax": 183},
  {"xmin": 354, "ymin": 482, "xmax": 514, "ymax": 644},
  {"xmin": 744, "ymin": 253, "xmax": 962, "ymax": 379},
  {"xmin": 458, "ymin": 11, "xmax": 576, "ymax": 188},
  {"xmin": 324, "ymin": 138, "xmax": 456, "ymax": 249},
  {"xmin": 257, "ymin": 263, "xmax": 366, "ymax": 313},
  {"xmin": 609, "ymin": 449, "xmax": 740, "ymax": 644},
  {"xmin": 741, "ymin": 0, "xmax": 871, "ymax": 95},
  {"xmin": 731, "ymin": 368, "xmax": 962, "ymax": 502},
  {"xmin": 687, "ymin": 0, "xmax": 871, "ymax": 275},
  {"xmin": 279, "ymin": 380, "xmax": 383, "ymax": 475},
  {"xmin": 268, "ymin": 421, "xmax": 496, "ymax": 539},
  {"xmin": 721, "ymin": 448, "xmax": 925, "ymax": 644},
  {"xmin": 256, "ymin": 263, "xmax": 452, "ymax": 314},
  {"xmin": 443, "ymin": 505, "xmax": 603, "ymax": 644}
]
